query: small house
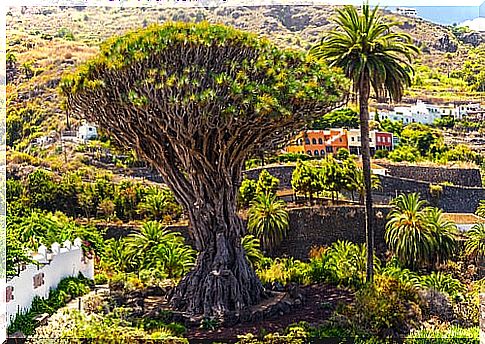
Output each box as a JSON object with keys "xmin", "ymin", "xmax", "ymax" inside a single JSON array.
[{"xmin": 77, "ymin": 123, "xmax": 98, "ymax": 141}]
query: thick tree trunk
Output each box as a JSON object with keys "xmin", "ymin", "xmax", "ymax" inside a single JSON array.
[
  {"xmin": 169, "ymin": 178, "xmax": 266, "ymax": 318},
  {"xmin": 359, "ymin": 75, "xmax": 375, "ymax": 284}
]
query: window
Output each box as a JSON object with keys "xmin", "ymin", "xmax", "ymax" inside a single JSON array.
[
  {"xmin": 339, "ymin": 138, "xmax": 342, "ymax": 142},
  {"xmin": 312, "ymin": 138, "xmax": 317, "ymax": 145},
  {"xmin": 320, "ymin": 150, "xmax": 326, "ymax": 156},
  {"xmin": 357, "ymin": 136, "xmax": 361, "ymax": 142},
  {"xmin": 297, "ymin": 139, "xmax": 303, "ymax": 145},
  {"xmin": 318, "ymin": 138, "xmax": 323, "ymax": 144},
  {"xmin": 314, "ymin": 150, "xmax": 319, "ymax": 156},
  {"xmin": 306, "ymin": 150, "xmax": 312, "ymax": 156},
  {"xmin": 351, "ymin": 137, "xmax": 355, "ymax": 142},
  {"xmin": 305, "ymin": 138, "xmax": 310, "ymax": 145},
  {"xmin": 326, "ymin": 146, "xmax": 333, "ymax": 153}
]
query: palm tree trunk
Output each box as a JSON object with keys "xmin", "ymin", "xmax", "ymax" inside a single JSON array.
[{"xmin": 359, "ymin": 74, "xmax": 375, "ymax": 284}]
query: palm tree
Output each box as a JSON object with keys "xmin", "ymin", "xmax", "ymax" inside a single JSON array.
[
  {"xmin": 310, "ymin": 4, "xmax": 419, "ymax": 282},
  {"xmin": 241, "ymin": 235, "xmax": 264, "ymax": 268},
  {"xmin": 424, "ymin": 207, "xmax": 458, "ymax": 266},
  {"xmin": 385, "ymin": 193, "xmax": 435, "ymax": 269},
  {"xmin": 475, "ymin": 200, "xmax": 485, "ymax": 218},
  {"xmin": 464, "ymin": 223, "xmax": 485, "ymax": 263},
  {"xmin": 247, "ymin": 193, "xmax": 289, "ymax": 253},
  {"xmin": 347, "ymin": 167, "xmax": 381, "ymax": 204}
]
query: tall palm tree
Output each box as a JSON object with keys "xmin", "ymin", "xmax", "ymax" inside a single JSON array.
[
  {"xmin": 247, "ymin": 193, "xmax": 289, "ymax": 253},
  {"xmin": 310, "ymin": 4, "xmax": 419, "ymax": 282}
]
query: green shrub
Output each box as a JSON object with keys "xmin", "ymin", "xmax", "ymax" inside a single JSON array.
[
  {"xmin": 418, "ymin": 271, "xmax": 466, "ymax": 299},
  {"xmin": 344, "ymin": 275, "xmax": 422, "ymax": 337},
  {"xmin": 94, "ymin": 272, "xmax": 109, "ymax": 285},
  {"xmin": 238, "ymin": 178, "xmax": 257, "ymax": 207},
  {"xmin": 405, "ymin": 326, "xmax": 479, "ymax": 343},
  {"xmin": 257, "ymin": 257, "xmax": 310, "ymax": 286}
]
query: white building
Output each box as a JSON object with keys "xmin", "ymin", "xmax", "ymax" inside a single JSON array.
[
  {"xmin": 375, "ymin": 100, "xmax": 461, "ymax": 125},
  {"xmin": 347, "ymin": 129, "xmax": 376, "ymax": 155},
  {"xmin": 396, "ymin": 7, "xmax": 417, "ymax": 17},
  {"xmin": 77, "ymin": 123, "xmax": 98, "ymax": 141}
]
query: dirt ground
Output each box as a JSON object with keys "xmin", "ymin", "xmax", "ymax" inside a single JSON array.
[{"xmin": 185, "ymin": 283, "xmax": 354, "ymax": 342}]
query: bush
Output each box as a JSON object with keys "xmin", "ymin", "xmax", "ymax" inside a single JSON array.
[
  {"xmin": 405, "ymin": 326, "xmax": 479, "ymax": 343},
  {"xmin": 94, "ymin": 272, "xmax": 109, "ymax": 285},
  {"xmin": 344, "ymin": 275, "xmax": 422, "ymax": 338},
  {"xmin": 418, "ymin": 271, "xmax": 466, "ymax": 299},
  {"xmin": 321, "ymin": 241, "xmax": 375, "ymax": 289},
  {"xmin": 257, "ymin": 257, "xmax": 311, "ymax": 286}
]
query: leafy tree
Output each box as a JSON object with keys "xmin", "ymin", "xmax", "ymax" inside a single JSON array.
[
  {"xmin": 310, "ymin": 4, "xmax": 419, "ymax": 282},
  {"xmin": 255, "ymin": 169, "xmax": 279, "ymax": 196},
  {"xmin": 60, "ymin": 22, "xmax": 346, "ymax": 316},
  {"xmin": 388, "ymin": 145, "xmax": 420, "ymax": 163},
  {"xmin": 291, "ymin": 160, "xmax": 323, "ymax": 203},
  {"xmin": 334, "ymin": 147, "xmax": 351, "ymax": 161},
  {"xmin": 379, "ymin": 118, "xmax": 403, "ymax": 136},
  {"xmin": 400, "ymin": 124, "xmax": 444, "ymax": 158},
  {"xmin": 247, "ymin": 193, "xmax": 289, "ymax": 253},
  {"xmin": 310, "ymin": 108, "xmax": 359, "ymax": 129},
  {"xmin": 238, "ymin": 178, "xmax": 257, "ymax": 208},
  {"xmin": 320, "ymin": 155, "xmax": 347, "ymax": 202},
  {"xmin": 26, "ymin": 169, "xmax": 58, "ymax": 210}
]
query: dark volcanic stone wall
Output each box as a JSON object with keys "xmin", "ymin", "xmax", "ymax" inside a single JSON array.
[
  {"xmin": 273, "ymin": 206, "xmax": 391, "ymax": 260},
  {"xmin": 101, "ymin": 206, "xmax": 391, "ymax": 260},
  {"xmin": 377, "ymin": 162, "xmax": 482, "ymax": 187},
  {"xmin": 377, "ymin": 175, "xmax": 485, "ymax": 213}
]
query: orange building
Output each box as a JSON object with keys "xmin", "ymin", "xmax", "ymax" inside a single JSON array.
[{"xmin": 285, "ymin": 129, "xmax": 348, "ymax": 158}]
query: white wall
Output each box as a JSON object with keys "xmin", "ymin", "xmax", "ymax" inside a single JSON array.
[{"xmin": 6, "ymin": 239, "xmax": 94, "ymax": 326}]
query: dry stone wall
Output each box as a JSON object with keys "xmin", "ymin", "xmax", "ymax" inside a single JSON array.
[{"xmin": 376, "ymin": 162, "xmax": 483, "ymax": 187}]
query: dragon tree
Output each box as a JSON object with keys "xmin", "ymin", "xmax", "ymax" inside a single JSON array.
[{"xmin": 60, "ymin": 22, "xmax": 347, "ymax": 318}]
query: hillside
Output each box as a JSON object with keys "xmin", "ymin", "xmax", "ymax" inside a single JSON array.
[{"xmin": 6, "ymin": 5, "xmax": 485, "ymax": 161}]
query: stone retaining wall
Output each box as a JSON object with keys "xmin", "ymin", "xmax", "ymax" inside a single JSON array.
[
  {"xmin": 273, "ymin": 205, "xmax": 391, "ymax": 260},
  {"xmin": 101, "ymin": 206, "xmax": 391, "ymax": 260},
  {"xmin": 377, "ymin": 175, "xmax": 485, "ymax": 213},
  {"xmin": 376, "ymin": 162, "xmax": 482, "ymax": 187}
]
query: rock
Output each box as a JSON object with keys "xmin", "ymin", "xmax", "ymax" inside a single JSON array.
[
  {"xmin": 434, "ymin": 34, "xmax": 458, "ymax": 53},
  {"xmin": 459, "ymin": 32, "xmax": 484, "ymax": 47}
]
